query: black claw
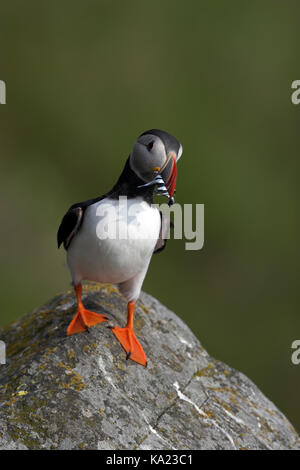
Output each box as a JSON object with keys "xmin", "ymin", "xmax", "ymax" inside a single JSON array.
[
  {"xmin": 145, "ymin": 361, "xmax": 148, "ymax": 368},
  {"xmin": 126, "ymin": 352, "xmax": 132, "ymax": 360}
]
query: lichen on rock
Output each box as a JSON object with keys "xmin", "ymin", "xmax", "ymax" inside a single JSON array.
[{"xmin": 0, "ymin": 282, "xmax": 299, "ymax": 450}]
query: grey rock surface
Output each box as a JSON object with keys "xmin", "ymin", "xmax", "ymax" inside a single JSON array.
[{"xmin": 0, "ymin": 282, "xmax": 299, "ymax": 450}]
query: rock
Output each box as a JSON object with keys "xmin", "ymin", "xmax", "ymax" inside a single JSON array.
[{"xmin": 0, "ymin": 282, "xmax": 299, "ymax": 450}]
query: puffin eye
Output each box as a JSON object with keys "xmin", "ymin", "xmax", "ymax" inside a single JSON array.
[{"xmin": 147, "ymin": 141, "xmax": 154, "ymax": 151}]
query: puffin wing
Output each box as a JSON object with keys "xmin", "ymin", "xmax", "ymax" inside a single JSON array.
[
  {"xmin": 153, "ymin": 211, "xmax": 172, "ymax": 254},
  {"xmin": 57, "ymin": 206, "xmax": 83, "ymax": 250},
  {"xmin": 57, "ymin": 194, "xmax": 110, "ymax": 250}
]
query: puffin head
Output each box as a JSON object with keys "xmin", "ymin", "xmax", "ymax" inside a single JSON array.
[{"xmin": 129, "ymin": 129, "xmax": 183, "ymax": 205}]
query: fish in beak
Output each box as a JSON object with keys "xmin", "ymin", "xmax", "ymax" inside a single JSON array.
[{"xmin": 138, "ymin": 154, "xmax": 178, "ymax": 206}]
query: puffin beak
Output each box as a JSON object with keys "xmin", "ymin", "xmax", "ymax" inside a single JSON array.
[
  {"xmin": 160, "ymin": 155, "xmax": 177, "ymax": 202},
  {"xmin": 137, "ymin": 153, "xmax": 178, "ymax": 205}
]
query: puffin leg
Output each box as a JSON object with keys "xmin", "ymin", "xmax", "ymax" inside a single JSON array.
[
  {"xmin": 67, "ymin": 283, "xmax": 107, "ymax": 336},
  {"xmin": 111, "ymin": 301, "xmax": 147, "ymax": 367}
]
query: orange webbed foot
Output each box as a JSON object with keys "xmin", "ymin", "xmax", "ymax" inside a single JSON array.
[
  {"xmin": 67, "ymin": 283, "xmax": 108, "ymax": 336},
  {"xmin": 111, "ymin": 325, "xmax": 147, "ymax": 367},
  {"xmin": 67, "ymin": 308, "xmax": 107, "ymax": 336}
]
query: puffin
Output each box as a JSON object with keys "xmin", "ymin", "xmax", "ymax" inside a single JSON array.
[{"xmin": 57, "ymin": 129, "xmax": 182, "ymax": 366}]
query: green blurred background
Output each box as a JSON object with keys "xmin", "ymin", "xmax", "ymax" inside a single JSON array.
[{"xmin": 0, "ymin": 0, "xmax": 299, "ymax": 431}]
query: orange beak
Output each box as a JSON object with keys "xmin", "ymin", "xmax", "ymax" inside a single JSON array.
[{"xmin": 160, "ymin": 155, "xmax": 177, "ymax": 200}]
